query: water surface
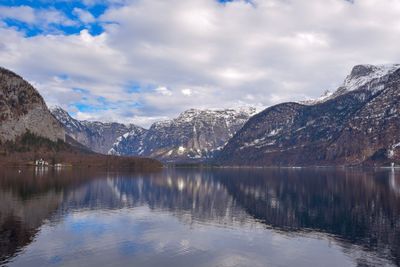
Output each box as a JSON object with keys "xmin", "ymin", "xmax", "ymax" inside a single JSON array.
[{"xmin": 0, "ymin": 168, "xmax": 399, "ymax": 267}]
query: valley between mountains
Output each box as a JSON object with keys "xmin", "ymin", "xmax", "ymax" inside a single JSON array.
[{"xmin": 2, "ymin": 64, "xmax": 400, "ymax": 167}]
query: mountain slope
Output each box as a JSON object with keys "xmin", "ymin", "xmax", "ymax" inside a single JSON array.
[
  {"xmin": 0, "ymin": 67, "xmax": 65, "ymax": 143},
  {"xmin": 110, "ymin": 108, "xmax": 256, "ymax": 162},
  {"xmin": 0, "ymin": 67, "xmax": 162, "ymax": 169},
  {"xmin": 51, "ymin": 107, "xmax": 140, "ymax": 154},
  {"xmin": 108, "ymin": 126, "xmax": 148, "ymax": 156},
  {"xmin": 326, "ymin": 69, "xmax": 400, "ymax": 164},
  {"xmin": 218, "ymin": 64, "xmax": 400, "ymax": 166}
]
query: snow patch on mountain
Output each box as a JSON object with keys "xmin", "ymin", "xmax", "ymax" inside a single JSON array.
[
  {"xmin": 301, "ymin": 64, "xmax": 400, "ymax": 105},
  {"xmin": 108, "ymin": 126, "xmax": 147, "ymax": 156},
  {"xmin": 50, "ymin": 106, "xmax": 86, "ymax": 132},
  {"xmin": 342, "ymin": 64, "xmax": 400, "ymax": 92},
  {"xmin": 51, "ymin": 106, "xmax": 139, "ymax": 154},
  {"xmin": 109, "ymin": 107, "xmax": 257, "ymax": 162}
]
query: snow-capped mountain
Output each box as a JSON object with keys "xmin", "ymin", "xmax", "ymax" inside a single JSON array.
[
  {"xmin": 218, "ymin": 64, "xmax": 400, "ymax": 166},
  {"xmin": 52, "ymin": 106, "xmax": 255, "ymax": 161},
  {"xmin": 51, "ymin": 106, "xmax": 140, "ymax": 154},
  {"xmin": 109, "ymin": 107, "xmax": 256, "ymax": 162},
  {"xmin": 50, "ymin": 106, "xmax": 87, "ymax": 135},
  {"xmin": 341, "ymin": 64, "xmax": 400, "ymax": 92},
  {"xmin": 302, "ymin": 64, "xmax": 400, "ymax": 105},
  {"xmin": 108, "ymin": 126, "xmax": 148, "ymax": 156}
]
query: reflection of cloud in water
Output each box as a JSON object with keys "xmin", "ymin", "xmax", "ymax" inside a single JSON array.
[
  {"xmin": 5, "ymin": 207, "xmax": 358, "ymax": 267},
  {"xmin": 0, "ymin": 168, "xmax": 399, "ymax": 267}
]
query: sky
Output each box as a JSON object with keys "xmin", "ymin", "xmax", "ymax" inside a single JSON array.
[{"xmin": 1, "ymin": 0, "xmax": 400, "ymax": 127}]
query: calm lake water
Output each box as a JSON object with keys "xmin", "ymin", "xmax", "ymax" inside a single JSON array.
[{"xmin": 0, "ymin": 167, "xmax": 399, "ymax": 267}]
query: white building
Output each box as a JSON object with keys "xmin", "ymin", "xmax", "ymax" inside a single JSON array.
[{"xmin": 35, "ymin": 159, "xmax": 49, "ymax": 167}]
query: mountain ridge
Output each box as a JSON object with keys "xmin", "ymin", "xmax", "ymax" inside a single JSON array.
[
  {"xmin": 52, "ymin": 105, "xmax": 256, "ymax": 162},
  {"xmin": 50, "ymin": 106, "xmax": 144, "ymax": 154},
  {"xmin": 0, "ymin": 67, "xmax": 65, "ymax": 143},
  {"xmin": 217, "ymin": 64, "xmax": 400, "ymax": 166},
  {"xmin": 4, "ymin": 63, "xmax": 400, "ymax": 166}
]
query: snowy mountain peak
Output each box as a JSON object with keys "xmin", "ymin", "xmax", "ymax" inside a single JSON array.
[
  {"xmin": 51, "ymin": 107, "xmax": 140, "ymax": 154},
  {"xmin": 218, "ymin": 63, "xmax": 400, "ymax": 167},
  {"xmin": 342, "ymin": 64, "xmax": 400, "ymax": 92},
  {"xmin": 110, "ymin": 107, "xmax": 257, "ymax": 161},
  {"xmin": 237, "ymin": 106, "xmax": 257, "ymax": 115},
  {"xmin": 176, "ymin": 107, "xmax": 256, "ymax": 122},
  {"xmin": 300, "ymin": 90, "xmax": 333, "ymax": 105},
  {"xmin": 49, "ymin": 105, "xmax": 64, "ymax": 112},
  {"xmin": 50, "ymin": 106, "xmax": 84, "ymax": 132},
  {"xmin": 349, "ymin": 64, "xmax": 399, "ymax": 78},
  {"xmin": 52, "ymin": 105, "xmax": 257, "ymax": 161},
  {"xmin": 302, "ymin": 64, "xmax": 400, "ymax": 105},
  {"xmin": 176, "ymin": 108, "xmax": 204, "ymax": 121},
  {"xmin": 50, "ymin": 106, "xmax": 71, "ymax": 121}
]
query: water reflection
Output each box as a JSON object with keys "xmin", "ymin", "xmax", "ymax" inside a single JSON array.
[{"xmin": 0, "ymin": 168, "xmax": 399, "ymax": 267}]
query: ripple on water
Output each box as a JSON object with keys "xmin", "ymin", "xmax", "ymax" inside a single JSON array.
[{"xmin": 0, "ymin": 168, "xmax": 399, "ymax": 267}]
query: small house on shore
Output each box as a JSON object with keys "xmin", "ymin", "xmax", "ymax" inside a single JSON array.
[{"xmin": 35, "ymin": 159, "xmax": 49, "ymax": 167}]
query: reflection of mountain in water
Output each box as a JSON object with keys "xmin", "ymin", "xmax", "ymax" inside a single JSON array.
[
  {"xmin": 0, "ymin": 190, "xmax": 61, "ymax": 264},
  {"xmin": 214, "ymin": 169, "xmax": 400, "ymax": 266},
  {"xmin": 59, "ymin": 170, "xmax": 247, "ymax": 226},
  {"xmin": 0, "ymin": 168, "xmax": 399, "ymax": 266},
  {"xmin": 0, "ymin": 169, "xmax": 94, "ymax": 264}
]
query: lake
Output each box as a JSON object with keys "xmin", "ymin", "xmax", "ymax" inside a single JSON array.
[{"xmin": 0, "ymin": 167, "xmax": 399, "ymax": 267}]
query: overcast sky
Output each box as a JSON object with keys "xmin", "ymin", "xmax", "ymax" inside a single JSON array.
[{"xmin": 1, "ymin": 0, "xmax": 400, "ymax": 127}]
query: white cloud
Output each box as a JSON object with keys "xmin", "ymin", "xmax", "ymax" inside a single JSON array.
[
  {"xmin": 0, "ymin": 6, "xmax": 36, "ymax": 24},
  {"xmin": 181, "ymin": 88, "xmax": 192, "ymax": 96},
  {"xmin": 2, "ymin": 0, "xmax": 400, "ymax": 127},
  {"xmin": 0, "ymin": 5, "xmax": 77, "ymax": 28},
  {"xmin": 73, "ymin": 8, "xmax": 96, "ymax": 24},
  {"xmin": 81, "ymin": 0, "xmax": 128, "ymax": 6},
  {"xmin": 155, "ymin": 86, "xmax": 172, "ymax": 96}
]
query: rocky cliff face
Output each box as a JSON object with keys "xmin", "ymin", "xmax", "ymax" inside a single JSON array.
[
  {"xmin": 109, "ymin": 108, "xmax": 256, "ymax": 162},
  {"xmin": 0, "ymin": 67, "xmax": 65, "ymax": 143},
  {"xmin": 108, "ymin": 126, "xmax": 148, "ymax": 156},
  {"xmin": 218, "ymin": 64, "xmax": 400, "ymax": 166},
  {"xmin": 50, "ymin": 106, "xmax": 139, "ymax": 154}
]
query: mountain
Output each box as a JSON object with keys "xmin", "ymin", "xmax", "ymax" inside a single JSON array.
[
  {"xmin": 0, "ymin": 67, "xmax": 65, "ymax": 143},
  {"xmin": 109, "ymin": 107, "xmax": 256, "ymax": 162},
  {"xmin": 218, "ymin": 64, "xmax": 400, "ymax": 166},
  {"xmin": 108, "ymin": 126, "xmax": 148, "ymax": 156},
  {"xmin": 50, "ymin": 106, "xmax": 142, "ymax": 154},
  {"xmin": 0, "ymin": 67, "xmax": 162, "ymax": 169}
]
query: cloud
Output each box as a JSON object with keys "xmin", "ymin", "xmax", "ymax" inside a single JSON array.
[
  {"xmin": 73, "ymin": 8, "xmax": 96, "ymax": 24},
  {"xmin": 2, "ymin": 0, "xmax": 400, "ymax": 127},
  {"xmin": 0, "ymin": 6, "xmax": 36, "ymax": 24},
  {"xmin": 181, "ymin": 89, "xmax": 192, "ymax": 96},
  {"xmin": 155, "ymin": 86, "xmax": 173, "ymax": 96},
  {"xmin": 0, "ymin": 5, "xmax": 77, "ymax": 28}
]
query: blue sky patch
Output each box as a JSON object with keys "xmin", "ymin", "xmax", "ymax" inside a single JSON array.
[
  {"xmin": 57, "ymin": 74, "xmax": 69, "ymax": 80},
  {"xmin": 0, "ymin": 0, "xmax": 107, "ymax": 36},
  {"xmin": 125, "ymin": 83, "xmax": 142, "ymax": 94},
  {"xmin": 72, "ymin": 88, "xmax": 90, "ymax": 94}
]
